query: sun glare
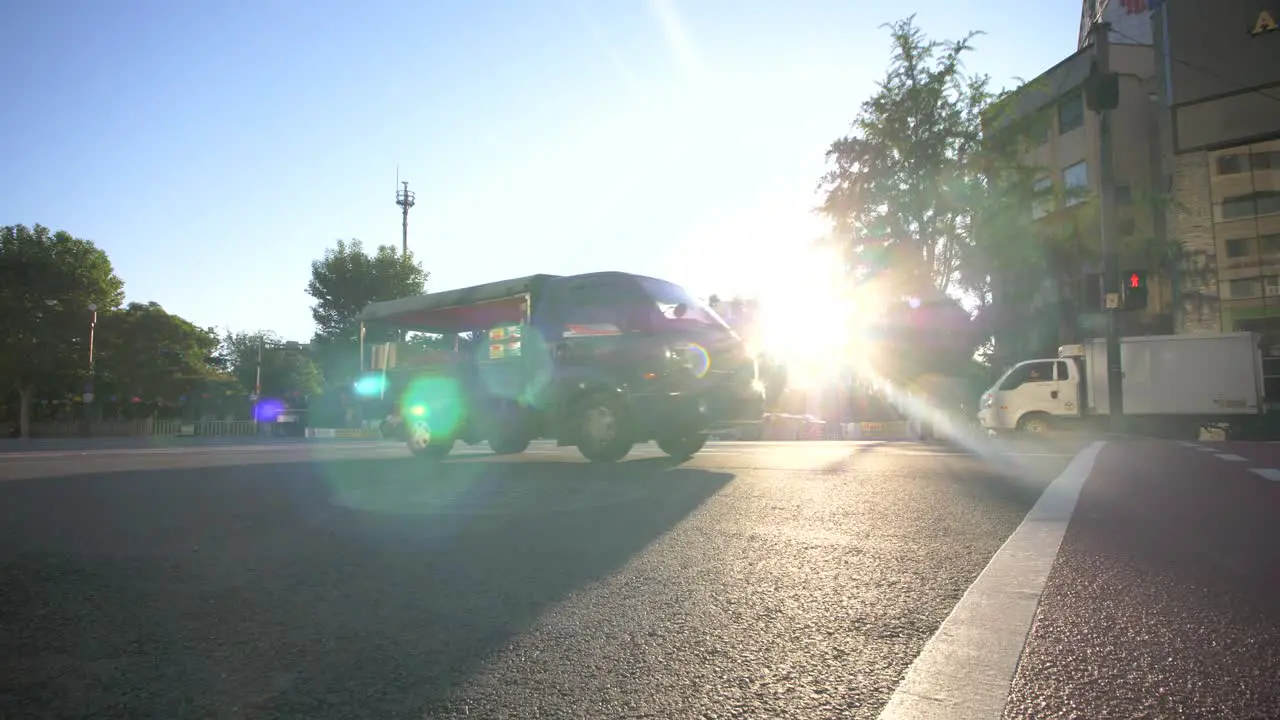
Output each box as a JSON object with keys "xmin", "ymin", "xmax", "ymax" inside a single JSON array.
[{"xmin": 752, "ymin": 245, "xmax": 885, "ymax": 381}]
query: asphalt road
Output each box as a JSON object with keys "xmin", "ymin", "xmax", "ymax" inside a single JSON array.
[{"xmin": 0, "ymin": 439, "xmax": 1076, "ymax": 720}]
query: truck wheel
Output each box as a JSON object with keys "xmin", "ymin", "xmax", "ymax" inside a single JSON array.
[
  {"xmin": 656, "ymin": 433, "xmax": 708, "ymax": 459},
  {"xmin": 489, "ymin": 433, "xmax": 530, "ymax": 455},
  {"xmin": 1018, "ymin": 414, "xmax": 1052, "ymax": 435},
  {"xmin": 575, "ymin": 394, "xmax": 633, "ymax": 463}
]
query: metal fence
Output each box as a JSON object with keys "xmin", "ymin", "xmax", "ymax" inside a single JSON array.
[{"xmin": 25, "ymin": 419, "xmax": 259, "ymax": 438}]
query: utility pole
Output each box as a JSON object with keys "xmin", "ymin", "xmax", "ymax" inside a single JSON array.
[
  {"xmin": 84, "ymin": 303, "xmax": 98, "ymax": 438},
  {"xmin": 252, "ymin": 338, "xmax": 263, "ymax": 434},
  {"xmin": 1091, "ymin": 20, "xmax": 1124, "ymax": 426},
  {"xmin": 254, "ymin": 338, "xmax": 263, "ymax": 400},
  {"xmin": 395, "ymin": 179, "xmax": 416, "ymax": 257}
]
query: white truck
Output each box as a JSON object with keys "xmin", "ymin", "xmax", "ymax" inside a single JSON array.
[{"xmin": 978, "ymin": 332, "xmax": 1266, "ymax": 438}]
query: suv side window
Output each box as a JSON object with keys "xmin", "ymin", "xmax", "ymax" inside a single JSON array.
[
  {"xmin": 564, "ymin": 281, "xmax": 646, "ymax": 332},
  {"xmin": 999, "ymin": 361, "xmax": 1056, "ymax": 390}
]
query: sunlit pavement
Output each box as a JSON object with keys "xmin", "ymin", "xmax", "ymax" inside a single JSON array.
[
  {"xmin": 999, "ymin": 439, "xmax": 1280, "ymax": 719},
  {"xmin": 0, "ymin": 437, "xmax": 1080, "ymax": 719}
]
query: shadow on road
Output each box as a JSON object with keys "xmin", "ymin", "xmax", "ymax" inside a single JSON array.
[{"xmin": 0, "ymin": 455, "xmax": 733, "ymax": 719}]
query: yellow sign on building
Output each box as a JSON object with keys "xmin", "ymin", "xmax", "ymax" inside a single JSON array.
[{"xmin": 1252, "ymin": 10, "xmax": 1277, "ymax": 35}]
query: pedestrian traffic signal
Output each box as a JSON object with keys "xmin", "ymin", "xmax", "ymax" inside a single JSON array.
[{"xmin": 1123, "ymin": 271, "xmax": 1148, "ymax": 310}]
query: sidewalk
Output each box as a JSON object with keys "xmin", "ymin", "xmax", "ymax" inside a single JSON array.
[
  {"xmin": 1003, "ymin": 441, "xmax": 1280, "ymax": 718},
  {"xmin": 879, "ymin": 439, "xmax": 1280, "ymax": 719}
]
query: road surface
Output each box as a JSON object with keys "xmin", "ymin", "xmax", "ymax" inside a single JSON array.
[
  {"xmin": 1003, "ymin": 439, "xmax": 1280, "ymax": 719},
  {"xmin": 0, "ymin": 438, "xmax": 1077, "ymax": 719}
]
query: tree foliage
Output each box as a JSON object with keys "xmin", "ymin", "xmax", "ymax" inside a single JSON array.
[
  {"xmin": 307, "ymin": 240, "xmax": 427, "ymax": 344},
  {"xmin": 818, "ymin": 17, "xmax": 995, "ymax": 297},
  {"xmin": 0, "ymin": 224, "xmax": 126, "ymax": 436},
  {"xmin": 220, "ymin": 330, "xmax": 324, "ymax": 400},
  {"xmin": 306, "ymin": 240, "xmax": 427, "ymax": 384},
  {"xmin": 96, "ymin": 302, "xmax": 222, "ymax": 406}
]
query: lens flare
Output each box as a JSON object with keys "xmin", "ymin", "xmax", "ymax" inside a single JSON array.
[
  {"xmin": 354, "ymin": 375, "xmax": 387, "ymax": 397},
  {"xmin": 399, "ymin": 376, "xmax": 464, "ymax": 437}
]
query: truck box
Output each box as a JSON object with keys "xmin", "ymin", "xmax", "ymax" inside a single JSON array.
[{"xmin": 1081, "ymin": 332, "xmax": 1263, "ymax": 416}]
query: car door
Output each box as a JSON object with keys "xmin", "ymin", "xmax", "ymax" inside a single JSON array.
[{"xmin": 1051, "ymin": 360, "xmax": 1077, "ymax": 415}]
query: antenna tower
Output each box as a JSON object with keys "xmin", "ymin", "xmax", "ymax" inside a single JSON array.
[{"xmin": 395, "ymin": 172, "xmax": 416, "ymax": 256}]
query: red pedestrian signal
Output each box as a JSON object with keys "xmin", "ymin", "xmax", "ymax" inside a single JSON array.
[{"xmin": 1122, "ymin": 270, "xmax": 1149, "ymax": 310}]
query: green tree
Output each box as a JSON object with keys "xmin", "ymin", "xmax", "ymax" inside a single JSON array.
[
  {"xmin": 306, "ymin": 240, "xmax": 427, "ymax": 383},
  {"xmin": 221, "ymin": 330, "xmax": 324, "ymax": 401},
  {"xmin": 818, "ymin": 17, "xmax": 996, "ymax": 297},
  {"xmin": 0, "ymin": 224, "xmax": 125, "ymax": 437},
  {"xmin": 95, "ymin": 302, "xmax": 223, "ymax": 412}
]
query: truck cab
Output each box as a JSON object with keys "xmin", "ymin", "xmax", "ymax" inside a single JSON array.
[{"xmin": 978, "ymin": 347, "xmax": 1084, "ymax": 434}]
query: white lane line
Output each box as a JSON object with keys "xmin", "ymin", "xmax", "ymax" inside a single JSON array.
[
  {"xmin": 1196, "ymin": 447, "xmax": 1218, "ymax": 452},
  {"xmin": 1249, "ymin": 468, "xmax": 1280, "ymax": 482},
  {"xmin": 878, "ymin": 440, "xmax": 1106, "ymax": 720},
  {"xmin": 0, "ymin": 443, "xmax": 339, "ymax": 460},
  {"xmin": 1216, "ymin": 454, "xmax": 1247, "ymax": 462}
]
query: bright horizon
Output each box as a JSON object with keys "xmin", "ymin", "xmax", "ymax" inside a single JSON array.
[{"xmin": 3, "ymin": 0, "xmax": 1081, "ymax": 342}]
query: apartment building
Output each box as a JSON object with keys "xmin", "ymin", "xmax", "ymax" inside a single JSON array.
[
  {"xmin": 988, "ymin": 0, "xmax": 1280, "ymax": 369},
  {"xmin": 984, "ymin": 4, "xmax": 1164, "ymax": 360},
  {"xmin": 1152, "ymin": 0, "xmax": 1280, "ymax": 339}
]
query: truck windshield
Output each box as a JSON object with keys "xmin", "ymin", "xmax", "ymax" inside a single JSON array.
[{"xmin": 635, "ymin": 278, "xmax": 731, "ymax": 332}]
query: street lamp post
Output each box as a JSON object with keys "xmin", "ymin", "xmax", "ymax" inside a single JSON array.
[{"xmin": 83, "ymin": 303, "xmax": 98, "ymax": 437}]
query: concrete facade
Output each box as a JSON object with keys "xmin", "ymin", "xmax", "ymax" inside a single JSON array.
[
  {"xmin": 991, "ymin": 0, "xmax": 1280, "ymax": 372},
  {"xmin": 985, "ymin": 38, "xmax": 1169, "ymax": 360},
  {"xmin": 1152, "ymin": 0, "xmax": 1280, "ymax": 346}
]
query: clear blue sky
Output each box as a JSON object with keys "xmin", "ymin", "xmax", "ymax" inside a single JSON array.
[{"xmin": 3, "ymin": 0, "xmax": 1080, "ymax": 342}]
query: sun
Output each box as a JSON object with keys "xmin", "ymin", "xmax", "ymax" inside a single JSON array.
[{"xmin": 749, "ymin": 245, "xmax": 886, "ymax": 382}]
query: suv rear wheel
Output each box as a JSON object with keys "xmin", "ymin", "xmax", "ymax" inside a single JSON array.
[{"xmin": 656, "ymin": 433, "xmax": 708, "ymax": 459}]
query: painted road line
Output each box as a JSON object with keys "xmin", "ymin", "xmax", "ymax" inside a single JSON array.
[
  {"xmin": 1216, "ymin": 454, "xmax": 1247, "ymax": 462},
  {"xmin": 0, "ymin": 441, "xmax": 397, "ymax": 461},
  {"xmin": 878, "ymin": 440, "xmax": 1105, "ymax": 720},
  {"xmin": 1196, "ymin": 447, "xmax": 1219, "ymax": 452},
  {"xmin": 1249, "ymin": 468, "xmax": 1280, "ymax": 482}
]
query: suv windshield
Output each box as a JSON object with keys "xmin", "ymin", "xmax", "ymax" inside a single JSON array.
[{"xmin": 635, "ymin": 277, "xmax": 732, "ymax": 332}]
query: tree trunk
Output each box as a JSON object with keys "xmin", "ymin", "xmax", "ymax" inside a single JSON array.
[{"xmin": 18, "ymin": 386, "xmax": 32, "ymax": 440}]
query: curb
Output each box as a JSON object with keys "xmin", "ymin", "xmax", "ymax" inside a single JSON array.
[{"xmin": 878, "ymin": 441, "xmax": 1106, "ymax": 719}]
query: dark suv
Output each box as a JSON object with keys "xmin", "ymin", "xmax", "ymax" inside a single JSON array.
[{"xmin": 357, "ymin": 271, "xmax": 765, "ymax": 462}]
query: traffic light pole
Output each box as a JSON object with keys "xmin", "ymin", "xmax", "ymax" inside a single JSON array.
[{"xmin": 1094, "ymin": 21, "xmax": 1125, "ymax": 425}]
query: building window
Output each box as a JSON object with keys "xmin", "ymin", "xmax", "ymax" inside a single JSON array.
[
  {"xmin": 1222, "ymin": 191, "xmax": 1280, "ymax": 219},
  {"xmin": 1262, "ymin": 233, "xmax": 1280, "ymax": 255},
  {"xmin": 1057, "ymin": 92, "xmax": 1084, "ymax": 134},
  {"xmin": 1253, "ymin": 151, "xmax": 1280, "ymax": 170},
  {"xmin": 1217, "ymin": 154, "xmax": 1248, "ymax": 175},
  {"xmin": 1229, "ymin": 277, "xmax": 1262, "ymax": 298},
  {"xmin": 1263, "ymin": 192, "xmax": 1280, "ymax": 215},
  {"xmin": 1025, "ymin": 113, "xmax": 1050, "ymax": 146},
  {"xmin": 1031, "ymin": 176, "xmax": 1053, "ymax": 219},
  {"xmin": 1115, "ymin": 184, "xmax": 1133, "ymax": 206},
  {"xmin": 1267, "ymin": 276, "xmax": 1280, "ymax": 297},
  {"xmin": 1226, "ymin": 237, "xmax": 1255, "ymax": 258},
  {"xmin": 1063, "ymin": 161, "xmax": 1088, "ymax": 206}
]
